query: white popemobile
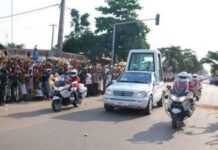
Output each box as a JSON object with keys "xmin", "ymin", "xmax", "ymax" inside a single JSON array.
[{"xmin": 104, "ymin": 49, "xmax": 165, "ymax": 115}]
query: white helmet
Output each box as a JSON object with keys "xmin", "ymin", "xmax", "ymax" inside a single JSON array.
[
  {"xmin": 176, "ymin": 72, "xmax": 191, "ymax": 79},
  {"xmin": 69, "ymin": 69, "xmax": 78, "ymax": 77}
]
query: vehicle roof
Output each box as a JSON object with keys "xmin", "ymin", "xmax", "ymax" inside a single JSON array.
[
  {"xmin": 129, "ymin": 49, "xmax": 160, "ymax": 54},
  {"xmin": 122, "ymin": 71, "xmax": 154, "ymax": 75}
]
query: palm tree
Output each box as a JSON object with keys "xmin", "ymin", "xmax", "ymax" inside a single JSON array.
[
  {"xmin": 160, "ymin": 46, "xmax": 183, "ymax": 73},
  {"xmin": 201, "ymin": 51, "xmax": 218, "ymax": 76}
]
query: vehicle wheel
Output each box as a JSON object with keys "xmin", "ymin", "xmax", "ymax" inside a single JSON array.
[
  {"xmin": 104, "ymin": 104, "xmax": 114, "ymax": 112},
  {"xmin": 172, "ymin": 120, "xmax": 177, "ymax": 129},
  {"xmin": 143, "ymin": 97, "xmax": 153, "ymax": 115},
  {"xmin": 52, "ymin": 100, "xmax": 61, "ymax": 112},
  {"xmin": 172, "ymin": 119, "xmax": 184, "ymax": 129},
  {"xmin": 73, "ymin": 102, "xmax": 78, "ymax": 107}
]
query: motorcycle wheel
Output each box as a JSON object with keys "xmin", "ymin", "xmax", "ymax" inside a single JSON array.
[
  {"xmin": 172, "ymin": 119, "xmax": 184, "ymax": 129},
  {"xmin": 143, "ymin": 97, "xmax": 153, "ymax": 115},
  {"xmin": 172, "ymin": 120, "xmax": 178, "ymax": 129},
  {"xmin": 52, "ymin": 100, "xmax": 62, "ymax": 112}
]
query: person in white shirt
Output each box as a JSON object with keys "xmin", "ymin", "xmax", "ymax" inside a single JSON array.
[{"xmin": 85, "ymin": 70, "xmax": 92, "ymax": 96}]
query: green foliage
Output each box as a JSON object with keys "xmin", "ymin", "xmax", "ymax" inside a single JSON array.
[
  {"xmin": 63, "ymin": 9, "xmax": 96, "ymax": 58},
  {"xmin": 160, "ymin": 46, "xmax": 203, "ymax": 73},
  {"xmin": 7, "ymin": 43, "xmax": 24, "ymax": 49},
  {"xmin": 0, "ymin": 43, "xmax": 5, "ymax": 49},
  {"xmin": 201, "ymin": 51, "xmax": 218, "ymax": 76},
  {"xmin": 95, "ymin": 0, "xmax": 150, "ymax": 60},
  {"xmin": 64, "ymin": 1, "xmax": 150, "ymax": 62}
]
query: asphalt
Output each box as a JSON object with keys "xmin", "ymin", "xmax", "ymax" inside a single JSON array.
[
  {"xmin": 198, "ymin": 83, "xmax": 218, "ymax": 108},
  {"xmin": 0, "ymin": 92, "xmax": 218, "ymax": 150}
]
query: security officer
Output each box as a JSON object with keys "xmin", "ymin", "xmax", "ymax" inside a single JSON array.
[{"xmin": 0, "ymin": 64, "xmax": 7, "ymax": 106}]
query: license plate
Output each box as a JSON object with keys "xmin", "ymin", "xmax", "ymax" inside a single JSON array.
[
  {"xmin": 116, "ymin": 102, "xmax": 128, "ymax": 106},
  {"xmin": 172, "ymin": 108, "xmax": 181, "ymax": 114}
]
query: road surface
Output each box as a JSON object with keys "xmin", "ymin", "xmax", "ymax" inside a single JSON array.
[{"xmin": 0, "ymin": 84, "xmax": 218, "ymax": 150}]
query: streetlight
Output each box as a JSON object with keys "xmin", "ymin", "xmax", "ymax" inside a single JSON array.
[{"xmin": 111, "ymin": 14, "xmax": 160, "ymax": 66}]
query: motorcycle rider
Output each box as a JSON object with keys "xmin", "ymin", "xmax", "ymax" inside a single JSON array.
[
  {"xmin": 172, "ymin": 72, "xmax": 192, "ymax": 96},
  {"xmin": 65, "ymin": 69, "xmax": 81, "ymax": 105}
]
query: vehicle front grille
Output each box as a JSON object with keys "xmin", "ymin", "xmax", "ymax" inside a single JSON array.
[{"xmin": 113, "ymin": 90, "xmax": 133, "ymax": 97}]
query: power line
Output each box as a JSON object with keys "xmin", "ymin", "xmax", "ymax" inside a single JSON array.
[{"xmin": 0, "ymin": 3, "xmax": 59, "ymax": 20}]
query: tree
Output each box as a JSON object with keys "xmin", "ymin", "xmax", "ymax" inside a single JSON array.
[
  {"xmin": 160, "ymin": 46, "xmax": 203, "ymax": 73},
  {"xmin": 0, "ymin": 43, "xmax": 5, "ymax": 49},
  {"xmin": 7, "ymin": 43, "xmax": 24, "ymax": 49},
  {"xmin": 95, "ymin": 0, "xmax": 150, "ymax": 60},
  {"xmin": 63, "ymin": 9, "xmax": 96, "ymax": 57},
  {"xmin": 201, "ymin": 51, "xmax": 218, "ymax": 76}
]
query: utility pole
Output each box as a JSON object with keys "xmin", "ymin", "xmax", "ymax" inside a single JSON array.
[
  {"xmin": 111, "ymin": 24, "xmax": 116, "ymax": 66},
  {"xmin": 49, "ymin": 24, "xmax": 56, "ymax": 50},
  {"xmin": 56, "ymin": 0, "xmax": 65, "ymax": 56},
  {"xmin": 11, "ymin": 0, "xmax": 13, "ymax": 43}
]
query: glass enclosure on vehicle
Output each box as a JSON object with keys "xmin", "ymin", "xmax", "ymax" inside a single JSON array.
[
  {"xmin": 117, "ymin": 72, "xmax": 151, "ymax": 84},
  {"xmin": 128, "ymin": 53, "xmax": 155, "ymax": 72}
]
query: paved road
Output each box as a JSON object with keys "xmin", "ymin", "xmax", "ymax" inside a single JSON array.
[
  {"xmin": 0, "ymin": 85, "xmax": 218, "ymax": 150},
  {"xmin": 198, "ymin": 83, "xmax": 218, "ymax": 108}
]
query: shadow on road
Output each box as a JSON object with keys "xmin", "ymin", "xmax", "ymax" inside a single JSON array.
[
  {"xmin": 5, "ymin": 107, "xmax": 73, "ymax": 119},
  {"xmin": 187, "ymin": 122, "xmax": 218, "ymax": 147},
  {"xmin": 128, "ymin": 122, "xmax": 176, "ymax": 144},
  {"xmin": 53, "ymin": 107, "xmax": 145, "ymax": 123},
  {"xmin": 5, "ymin": 108, "xmax": 54, "ymax": 119}
]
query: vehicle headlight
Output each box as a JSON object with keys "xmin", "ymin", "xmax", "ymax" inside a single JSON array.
[
  {"xmin": 135, "ymin": 91, "xmax": 147, "ymax": 98},
  {"xmin": 105, "ymin": 89, "xmax": 113, "ymax": 95}
]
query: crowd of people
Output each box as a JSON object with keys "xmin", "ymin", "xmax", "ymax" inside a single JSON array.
[{"xmin": 0, "ymin": 49, "xmax": 125, "ymax": 106}]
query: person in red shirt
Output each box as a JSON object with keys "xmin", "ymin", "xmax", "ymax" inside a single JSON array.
[
  {"xmin": 65, "ymin": 69, "xmax": 81, "ymax": 106},
  {"xmin": 66, "ymin": 69, "xmax": 80, "ymax": 90}
]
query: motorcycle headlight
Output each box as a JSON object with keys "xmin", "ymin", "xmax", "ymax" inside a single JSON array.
[
  {"xmin": 135, "ymin": 91, "xmax": 147, "ymax": 98},
  {"xmin": 105, "ymin": 89, "xmax": 113, "ymax": 95},
  {"xmin": 178, "ymin": 96, "xmax": 186, "ymax": 102},
  {"xmin": 170, "ymin": 95, "xmax": 177, "ymax": 101},
  {"xmin": 170, "ymin": 95, "xmax": 186, "ymax": 102}
]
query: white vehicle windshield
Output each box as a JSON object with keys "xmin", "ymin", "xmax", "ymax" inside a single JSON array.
[
  {"xmin": 128, "ymin": 53, "xmax": 155, "ymax": 72},
  {"xmin": 117, "ymin": 72, "xmax": 151, "ymax": 84}
]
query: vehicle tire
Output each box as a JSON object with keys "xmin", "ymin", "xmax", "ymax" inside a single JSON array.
[
  {"xmin": 172, "ymin": 119, "xmax": 184, "ymax": 129},
  {"xmin": 52, "ymin": 100, "xmax": 61, "ymax": 112},
  {"xmin": 73, "ymin": 102, "xmax": 78, "ymax": 107},
  {"xmin": 143, "ymin": 97, "xmax": 153, "ymax": 115},
  {"xmin": 172, "ymin": 120, "xmax": 177, "ymax": 129},
  {"xmin": 104, "ymin": 104, "xmax": 114, "ymax": 112}
]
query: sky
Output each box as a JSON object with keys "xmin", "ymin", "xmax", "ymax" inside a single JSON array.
[{"xmin": 0, "ymin": 0, "xmax": 218, "ymax": 60}]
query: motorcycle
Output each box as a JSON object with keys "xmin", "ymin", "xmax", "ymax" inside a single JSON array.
[
  {"xmin": 164, "ymin": 72, "xmax": 197, "ymax": 129},
  {"xmin": 51, "ymin": 80, "xmax": 87, "ymax": 112}
]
